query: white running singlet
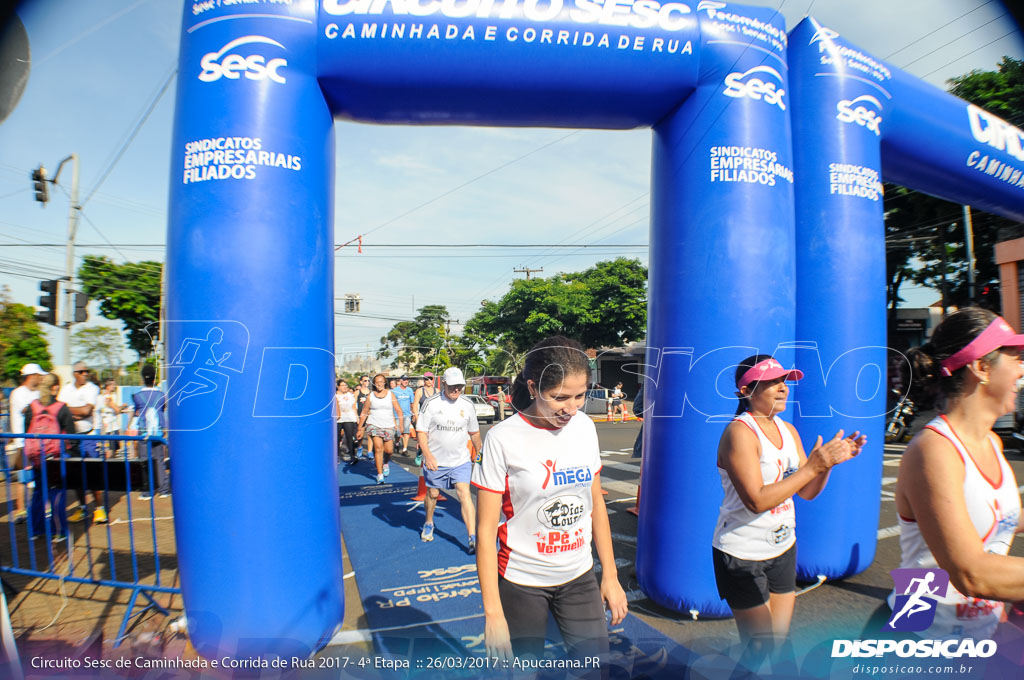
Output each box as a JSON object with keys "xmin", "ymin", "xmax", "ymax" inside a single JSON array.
[
  {"xmin": 892, "ymin": 415, "xmax": 1020, "ymax": 640},
  {"xmin": 472, "ymin": 412, "xmax": 601, "ymax": 587},
  {"xmin": 366, "ymin": 391, "xmax": 397, "ymax": 429},
  {"xmin": 712, "ymin": 411, "xmax": 800, "ymax": 561}
]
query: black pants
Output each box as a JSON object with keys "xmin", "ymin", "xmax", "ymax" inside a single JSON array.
[
  {"xmin": 338, "ymin": 422, "xmax": 357, "ymax": 459},
  {"xmin": 498, "ymin": 569, "xmax": 608, "ymax": 667}
]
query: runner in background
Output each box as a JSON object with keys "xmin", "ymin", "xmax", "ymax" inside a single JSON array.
[
  {"xmin": 393, "ymin": 375, "xmax": 415, "ymax": 455},
  {"xmin": 336, "ymin": 379, "xmax": 359, "ymax": 464},
  {"xmin": 473, "ymin": 335, "xmax": 627, "ymax": 670},
  {"xmin": 356, "ymin": 374, "xmax": 404, "ymax": 485},
  {"xmin": 355, "ymin": 375, "xmax": 372, "ymax": 459},
  {"xmin": 608, "ymin": 382, "xmax": 625, "ymax": 422},
  {"xmin": 412, "ymin": 371, "xmax": 438, "ymax": 465},
  {"xmin": 416, "ymin": 367, "xmax": 482, "ymax": 551},
  {"xmin": 713, "ymin": 354, "xmax": 862, "ymax": 673},
  {"xmin": 887, "ymin": 308, "xmax": 1024, "ymax": 640}
]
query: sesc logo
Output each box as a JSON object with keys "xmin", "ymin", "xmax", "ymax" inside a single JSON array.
[
  {"xmin": 722, "ymin": 66, "xmax": 786, "ymax": 111},
  {"xmin": 836, "ymin": 95, "xmax": 883, "ymax": 136},
  {"xmin": 199, "ymin": 35, "xmax": 287, "ymax": 85}
]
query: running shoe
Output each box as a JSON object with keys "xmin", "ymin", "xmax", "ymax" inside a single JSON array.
[
  {"xmin": 376, "ymin": 473, "xmax": 384, "ymax": 485},
  {"xmin": 51, "ymin": 533, "xmax": 67, "ymax": 544},
  {"xmin": 139, "ymin": 493, "xmax": 153, "ymax": 501},
  {"xmin": 67, "ymin": 507, "xmax": 86, "ymax": 523},
  {"xmin": 415, "ymin": 454, "xmax": 422, "ymax": 466},
  {"xmin": 12, "ymin": 510, "xmax": 27, "ymax": 524},
  {"xmin": 93, "ymin": 507, "xmax": 108, "ymax": 524},
  {"xmin": 383, "ymin": 463, "xmax": 391, "ymax": 477},
  {"xmin": 468, "ymin": 535, "xmax": 476, "ymax": 554},
  {"xmin": 420, "ymin": 523, "xmax": 435, "ymax": 542}
]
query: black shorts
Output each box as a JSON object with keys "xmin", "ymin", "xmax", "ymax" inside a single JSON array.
[{"xmin": 712, "ymin": 544, "xmax": 796, "ymax": 610}]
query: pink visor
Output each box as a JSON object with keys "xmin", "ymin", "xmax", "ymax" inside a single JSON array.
[
  {"xmin": 939, "ymin": 317, "xmax": 1024, "ymax": 376},
  {"xmin": 737, "ymin": 358, "xmax": 804, "ymax": 388}
]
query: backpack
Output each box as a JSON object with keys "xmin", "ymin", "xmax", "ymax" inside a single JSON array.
[{"xmin": 25, "ymin": 400, "xmax": 62, "ymax": 464}]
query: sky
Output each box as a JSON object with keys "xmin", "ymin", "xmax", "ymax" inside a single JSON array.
[{"xmin": 0, "ymin": 0, "xmax": 1022, "ymax": 367}]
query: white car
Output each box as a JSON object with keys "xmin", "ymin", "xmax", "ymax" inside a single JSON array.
[{"xmin": 466, "ymin": 394, "xmax": 497, "ymax": 424}]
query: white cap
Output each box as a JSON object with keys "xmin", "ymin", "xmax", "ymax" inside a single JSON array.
[
  {"xmin": 20, "ymin": 363, "xmax": 46, "ymax": 376},
  {"xmin": 442, "ymin": 367, "xmax": 466, "ymax": 386}
]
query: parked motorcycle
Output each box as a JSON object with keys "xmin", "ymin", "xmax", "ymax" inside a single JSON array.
[{"xmin": 885, "ymin": 391, "xmax": 916, "ymax": 444}]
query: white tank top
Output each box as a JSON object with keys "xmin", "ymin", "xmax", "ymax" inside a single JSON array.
[
  {"xmin": 367, "ymin": 391, "xmax": 397, "ymax": 428},
  {"xmin": 893, "ymin": 415, "xmax": 1020, "ymax": 639},
  {"xmin": 713, "ymin": 412, "xmax": 801, "ymax": 560}
]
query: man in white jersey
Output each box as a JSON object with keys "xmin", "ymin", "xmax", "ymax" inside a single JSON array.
[
  {"xmin": 416, "ymin": 367, "xmax": 483, "ymax": 553},
  {"xmin": 58, "ymin": 361, "xmax": 105, "ymax": 523},
  {"xmin": 7, "ymin": 363, "xmax": 46, "ymax": 523}
]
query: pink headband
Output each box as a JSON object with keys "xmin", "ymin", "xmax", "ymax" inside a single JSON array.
[
  {"xmin": 939, "ymin": 317, "xmax": 1024, "ymax": 377},
  {"xmin": 737, "ymin": 358, "xmax": 804, "ymax": 388}
]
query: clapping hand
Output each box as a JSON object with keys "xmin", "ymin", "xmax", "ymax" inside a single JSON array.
[{"xmin": 809, "ymin": 429, "xmax": 862, "ymax": 470}]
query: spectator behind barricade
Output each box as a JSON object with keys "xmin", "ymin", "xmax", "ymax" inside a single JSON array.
[
  {"xmin": 24, "ymin": 373, "xmax": 73, "ymax": 541},
  {"xmin": 133, "ymin": 364, "xmax": 169, "ymax": 500},
  {"xmin": 96, "ymin": 379, "xmax": 129, "ymax": 458},
  {"xmin": 7, "ymin": 363, "xmax": 47, "ymax": 524},
  {"xmin": 59, "ymin": 361, "xmax": 106, "ymax": 524}
]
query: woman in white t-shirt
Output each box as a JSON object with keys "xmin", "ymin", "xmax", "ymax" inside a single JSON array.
[
  {"xmin": 96, "ymin": 379, "xmax": 127, "ymax": 456},
  {"xmin": 356, "ymin": 374, "xmax": 404, "ymax": 484},
  {"xmin": 472, "ymin": 335, "xmax": 627, "ymax": 667},
  {"xmin": 713, "ymin": 353, "xmax": 862, "ymax": 669},
  {"xmin": 336, "ymin": 379, "xmax": 359, "ymax": 464},
  {"xmin": 888, "ymin": 308, "xmax": 1024, "ymax": 641}
]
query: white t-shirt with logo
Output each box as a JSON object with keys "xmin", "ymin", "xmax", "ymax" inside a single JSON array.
[
  {"xmin": 417, "ymin": 393, "xmax": 480, "ymax": 468},
  {"xmin": 10, "ymin": 384, "xmax": 38, "ymax": 445},
  {"xmin": 472, "ymin": 411, "xmax": 602, "ymax": 587},
  {"xmin": 58, "ymin": 381, "xmax": 101, "ymax": 434}
]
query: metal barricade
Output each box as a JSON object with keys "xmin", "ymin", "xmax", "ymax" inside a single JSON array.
[{"xmin": 0, "ymin": 432, "xmax": 179, "ymax": 647}]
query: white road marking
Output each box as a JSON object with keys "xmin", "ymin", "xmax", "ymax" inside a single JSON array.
[
  {"xmin": 601, "ymin": 461, "xmax": 642, "ymax": 473},
  {"xmin": 602, "ymin": 479, "xmax": 639, "ymax": 496}
]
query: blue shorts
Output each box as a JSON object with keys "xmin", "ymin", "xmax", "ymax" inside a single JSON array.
[
  {"xmin": 423, "ymin": 461, "xmax": 473, "ymax": 489},
  {"xmin": 80, "ymin": 437, "xmax": 101, "ymax": 459}
]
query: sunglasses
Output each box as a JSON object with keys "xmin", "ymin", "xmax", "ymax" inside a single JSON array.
[{"xmin": 74, "ymin": 370, "xmax": 88, "ymax": 374}]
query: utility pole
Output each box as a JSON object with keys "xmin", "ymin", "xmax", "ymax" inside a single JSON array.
[
  {"xmin": 514, "ymin": 266, "xmax": 543, "ymax": 280},
  {"xmin": 52, "ymin": 154, "xmax": 80, "ymax": 366},
  {"xmin": 962, "ymin": 205, "xmax": 976, "ymax": 302}
]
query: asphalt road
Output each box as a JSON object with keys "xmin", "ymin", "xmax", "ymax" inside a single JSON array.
[{"xmin": 338, "ymin": 415, "xmax": 1024, "ymax": 665}]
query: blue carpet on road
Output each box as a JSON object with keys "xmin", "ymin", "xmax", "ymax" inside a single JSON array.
[{"xmin": 336, "ymin": 460, "xmax": 696, "ymax": 678}]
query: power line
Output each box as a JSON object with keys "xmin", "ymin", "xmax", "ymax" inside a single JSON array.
[
  {"xmin": 884, "ymin": 0, "xmax": 996, "ymax": 59},
  {"xmin": 922, "ymin": 29, "xmax": 1018, "ymax": 78},
  {"xmin": 81, "ymin": 64, "xmax": 177, "ymax": 208},
  {"xmin": 899, "ymin": 11, "xmax": 1008, "ymax": 71}
]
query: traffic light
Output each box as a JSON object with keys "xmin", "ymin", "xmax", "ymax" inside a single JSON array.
[
  {"xmin": 36, "ymin": 279, "xmax": 59, "ymax": 326},
  {"xmin": 31, "ymin": 165, "xmax": 48, "ymax": 204},
  {"xmin": 73, "ymin": 292, "xmax": 88, "ymax": 323}
]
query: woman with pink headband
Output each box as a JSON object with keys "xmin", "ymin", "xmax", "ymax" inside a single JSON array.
[
  {"xmin": 889, "ymin": 307, "xmax": 1024, "ymax": 639},
  {"xmin": 713, "ymin": 353, "xmax": 864, "ymax": 670}
]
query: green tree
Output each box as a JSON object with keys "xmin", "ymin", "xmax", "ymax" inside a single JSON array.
[
  {"xmin": 885, "ymin": 57, "xmax": 1024, "ymax": 311},
  {"xmin": 0, "ymin": 287, "xmax": 52, "ymax": 383},
  {"xmin": 466, "ymin": 258, "xmax": 648, "ymax": 354},
  {"xmin": 78, "ymin": 255, "xmax": 162, "ymax": 359},
  {"xmin": 378, "ymin": 304, "xmax": 455, "ymax": 372},
  {"xmin": 72, "ymin": 325, "xmax": 126, "ymax": 377}
]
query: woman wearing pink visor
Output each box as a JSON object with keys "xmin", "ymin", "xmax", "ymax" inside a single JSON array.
[
  {"xmin": 713, "ymin": 353, "xmax": 864, "ymax": 671},
  {"xmin": 891, "ymin": 308, "xmax": 1024, "ymax": 640}
]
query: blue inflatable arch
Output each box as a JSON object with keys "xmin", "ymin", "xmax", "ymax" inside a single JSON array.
[{"xmin": 168, "ymin": 0, "xmax": 1024, "ymax": 658}]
